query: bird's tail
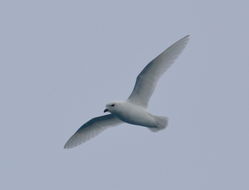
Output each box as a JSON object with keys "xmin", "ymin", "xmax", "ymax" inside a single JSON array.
[{"xmin": 149, "ymin": 115, "xmax": 168, "ymax": 132}]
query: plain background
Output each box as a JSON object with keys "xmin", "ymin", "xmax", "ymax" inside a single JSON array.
[{"xmin": 0, "ymin": 0, "xmax": 248, "ymax": 189}]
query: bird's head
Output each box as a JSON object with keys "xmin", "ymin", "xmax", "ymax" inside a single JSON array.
[{"xmin": 104, "ymin": 102, "xmax": 119, "ymax": 113}]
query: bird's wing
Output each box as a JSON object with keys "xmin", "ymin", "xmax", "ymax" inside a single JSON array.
[
  {"xmin": 64, "ymin": 114, "xmax": 122, "ymax": 149},
  {"xmin": 128, "ymin": 35, "xmax": 190, "ymax": 107}
]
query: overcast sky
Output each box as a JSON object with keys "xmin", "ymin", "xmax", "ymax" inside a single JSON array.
[{"xmin": 0, "ymin": 0, "xmax": 249, "ymax": 189}]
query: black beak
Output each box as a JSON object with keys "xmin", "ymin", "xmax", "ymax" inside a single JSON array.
[{"xmin": 104, "ymin": 108, "xmax": 109, "ymax": 113}]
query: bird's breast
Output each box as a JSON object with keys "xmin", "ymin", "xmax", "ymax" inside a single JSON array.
[{"xmin": 114, "ymin": 104, "xmax": 156, "ymax": 128}]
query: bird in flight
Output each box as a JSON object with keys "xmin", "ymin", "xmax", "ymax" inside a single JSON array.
[{"xmin": 64, "ymin": 35, "xmax": 190, "ymax": 149}]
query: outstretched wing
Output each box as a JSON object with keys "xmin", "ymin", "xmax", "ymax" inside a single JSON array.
[
  {"xmin": 64, "ymin": 114, "xmax": 122, "ymax": 149},
  {"xmin": 128, "ymin": 35, "xmax": 190, "ymax": 107}
]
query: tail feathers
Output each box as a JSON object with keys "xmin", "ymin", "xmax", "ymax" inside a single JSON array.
[{"xmin": 149, "ymin": 115, "xmax": 168, "ymax": 132}]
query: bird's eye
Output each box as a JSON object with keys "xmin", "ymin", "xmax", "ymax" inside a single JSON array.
[{"xmin": 111, "ymin": 104, "xmax": 115, "ymax": 107}]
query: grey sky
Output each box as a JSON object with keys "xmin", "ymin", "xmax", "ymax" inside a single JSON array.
[{"xmin": 0, "ymin": 0, "xmax": 248, "ymax": 189}]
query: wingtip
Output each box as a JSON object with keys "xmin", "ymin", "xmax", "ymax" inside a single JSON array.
[
  {"xmin": 182, "ymin": 34, "xmax": 190, "ymax": 41},
  {"xmin": 64, "ymin": 143, "xmax": 70, "ymax": 149},
  {"xmin": 63, "ymin": 139, "xmax": 75, "ymax": 149},
  {"xmin": 64, "ymin": 142, "xmax": 77, "ymax": 149},
  {"xmin": 64, "ymin": 137, "xmax": 83, "ymax": 149},
  {"xmin": 176, "ymin": 35, "xmax": 190, "ymax": 46}
]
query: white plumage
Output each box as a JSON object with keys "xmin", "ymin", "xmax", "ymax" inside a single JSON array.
[{"xmin": 64, "ymin": 35, "xmax": 190, "ymax": 149}]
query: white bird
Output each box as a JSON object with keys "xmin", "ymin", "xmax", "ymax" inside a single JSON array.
[{"xmin": 64, "ymin": 35, "xmax": 190, "ymax": 149}]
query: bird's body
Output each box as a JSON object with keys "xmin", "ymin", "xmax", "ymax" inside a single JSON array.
[
  {"xmin": 106, "ymin": 101, "xmax": 158, "ymax": 129},
  {"xmin": 64, "ymin": 35, "xmax": 190, "ymax": 149}
]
